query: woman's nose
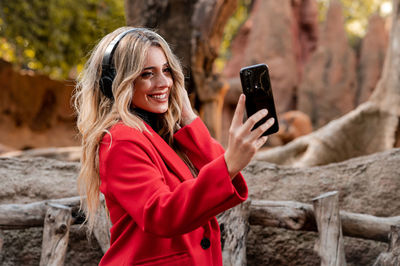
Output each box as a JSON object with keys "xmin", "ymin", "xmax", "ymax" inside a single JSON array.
[{"xmin": 156, "ymin": 72, "xmax": 172, "ymax": 88}]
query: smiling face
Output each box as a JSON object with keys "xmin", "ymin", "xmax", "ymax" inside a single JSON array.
[{"xmin": 132, "ymin": 46, "xmax": 173, "ymax": 114}]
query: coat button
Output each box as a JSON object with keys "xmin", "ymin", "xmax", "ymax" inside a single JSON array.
[{"xmin": 201, "ymin": 237, "xmax": 211, "ymax": 249}]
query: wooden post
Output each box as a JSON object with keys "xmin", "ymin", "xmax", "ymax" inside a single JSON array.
[
  {"xmin": 312, "ymin": 191, "xmax": 347, "ymax": 266},
  {"xmin": 373, "ymin": 225, "xmax": 400, "ymax": 266},
  {"xmin": 0, "ymin": 196, "xmax": 81, "ymax": 230},
  {"xmin": 198, "ymin": 76, "xmax": 230, "ymax": 140},
  {"xmin": 0, "ymin": 229, "xmax": 4, "ymax": 261},
  {"xmin": 217, "ymin": 199, "xmax": 251, "ymax": 266},
  {"xmin": 249, "ymin": 199, "xmax": 400, "ymax": 243},
  {"xmin": 40, "ymin": 203, "xmax": 72, "ymax": 266},
  {"xmin": 93, "ymin": 201, "xmax": 112, "ymax": 254}
]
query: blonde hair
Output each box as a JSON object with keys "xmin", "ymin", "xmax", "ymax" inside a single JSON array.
[{"xmin": 73, "ymin": 27, "xmax": 187, "ymax": 231}]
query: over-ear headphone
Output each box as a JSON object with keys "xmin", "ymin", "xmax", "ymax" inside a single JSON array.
[{"xmin": 99, "ymin": 28, "xmax": 138, "ymax": 99}]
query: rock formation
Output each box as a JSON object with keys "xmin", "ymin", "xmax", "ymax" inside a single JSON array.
[
  {"xmin": 298, "ymin": 0, "xmax": 357, "ymax": 129},
  {"xmin": 292, "ymin": 0, "xmax": 319, "ymax": 78},
  {"xmin": 245, "ymin": 148, "xmax": 400, "ymax": 265},
  {"xmin": 2, "ymin": 148, "xmax": 400, "ymax": 265},
  {"xmin": 356, "ymin": 13, "xmax": 389, "ymax": 105},
  {"xmin": 220, "ymin": 0, "xmax": 318, "ymax": 146},
  {"xmin": 223, "ymin": 0, "xmax": 319, "ymax": 113},
  {"xmin": 0, "ymin": 60, "xmax": 78, "ymax": 150}
]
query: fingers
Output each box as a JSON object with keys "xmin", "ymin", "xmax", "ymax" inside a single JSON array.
[
  {"xmin": 242, "ymin": 108, "xmax": 268, "ymax": 133},
  {"xmin": 231, "ymin": 94, "xmax": 246, "ymax": 128},
  {"xmin": 248, "ymin": 117, "xmax": 275, "ymax": 141},
  {"xmin": 180, "ymin": 88, "xmax": 198, "ymax": 126},
  {"xmin": 255, "ymin": 135, "xmax": 269, "ymax": 149}
]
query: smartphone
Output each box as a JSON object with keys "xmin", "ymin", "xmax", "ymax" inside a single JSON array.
[{"xmin": 239, "ymin": 63, "xmax": 279, "ymax": 136}]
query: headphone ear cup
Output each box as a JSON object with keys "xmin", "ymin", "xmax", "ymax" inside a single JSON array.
[{"xmin": 99, "ymin": 68, "xmax": 116, "ymax": 99}]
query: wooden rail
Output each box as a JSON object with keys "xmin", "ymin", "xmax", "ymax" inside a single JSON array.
[{"xmin": 1, "ymin": 194, "xmax": 400, "ymax": 265}]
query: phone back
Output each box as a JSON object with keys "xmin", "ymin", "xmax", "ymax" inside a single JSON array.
[{"xmin": 240, "ymin": 63, "xmax": 279, "ymax": 136}]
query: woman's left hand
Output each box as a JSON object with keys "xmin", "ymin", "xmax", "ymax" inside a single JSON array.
[{"xmin": 180, "ymin": 88, "xmax": 197, "ymax": 126}]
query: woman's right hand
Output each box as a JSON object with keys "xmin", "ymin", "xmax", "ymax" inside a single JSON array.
[{"xmin": 224, "ymin": 94, "xmax": 275, "ymax": 179}]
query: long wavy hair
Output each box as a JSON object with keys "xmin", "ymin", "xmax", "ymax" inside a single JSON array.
[{"xmin": 73, "ymin": 27, "xmax": 188, "ymax": 231}]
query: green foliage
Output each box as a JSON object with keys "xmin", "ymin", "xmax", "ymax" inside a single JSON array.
[
  {"xmin": 317, "ymin": 0, "xmax": 392, "ymax": 48},
  {"xmin": 215, "ymin": 0, "xmax": 252, "ymax": 72},
  {"xmin": 0, "ymin": 0, "xmax": 125, "ymax": 79}
]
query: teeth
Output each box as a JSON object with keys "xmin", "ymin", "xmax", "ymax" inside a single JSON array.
[{"xmin": 150, "ymin": 94, "xmax": 167, "ymax": 99}]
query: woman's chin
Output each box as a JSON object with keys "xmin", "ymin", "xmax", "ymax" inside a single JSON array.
[{"xmin": 148, "ymin": 106, "xmax": 168, "ymax": 114}]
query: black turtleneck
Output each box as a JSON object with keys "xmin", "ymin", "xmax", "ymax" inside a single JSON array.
[
  {"xmin": 132, "ymin": 108, "xmax": 168, "ymax": 140},
  {"xmin": 133, "ymin": 108, "xmax": 198, "ymax": 177}
]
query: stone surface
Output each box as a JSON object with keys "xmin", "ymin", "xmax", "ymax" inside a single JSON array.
[
  {"xmin": 0, "ymin": 157, "xmax": 78, "ymax": 204},
  {"xmin": 0, "ymin": 156, "xmax": 248, "ymax": 265},
  {"xmin": 245, "ymin": 148, "xmax": 400, "ymax": 265},
  {"xmin": 298, "ymin": 0, "xmax": 357, "ymax": 128},
  {"xmin": 0, "ymin": 156, "xmax": 103, "ymax": 265},
  {"xmin": 1, "ymin": 226, "xmax": 102, "ymax": 266},
  {"xmin": 246, "ymin": 148, "xmax": 400, "ymax": 215},
  {"xmin": 247, "ymin": 226, "xmax": 386, "ymax": 266},
  {"xmin": 2, "ymin": 148, "xmax": 400, "ymax": 264},
  {"xmin": 0, "ymin": 60, "xmax": 79, "ymax": 150},
  {"xmin": 356, "ymin": 14, "xmax": 388, "ymax": 105}
]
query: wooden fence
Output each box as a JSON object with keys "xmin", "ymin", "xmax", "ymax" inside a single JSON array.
[{"xmin": 1, "ymin": 191, "xmax": 399, "ymax": 265}]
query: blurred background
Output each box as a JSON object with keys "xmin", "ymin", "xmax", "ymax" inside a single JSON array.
[
  {"xmin": 1, "ymin": 1, "xmax": 399, "ymax": 265},
  {"xmin": 0, "ymin": 0, "xmax": 393, "ymax": 152}
]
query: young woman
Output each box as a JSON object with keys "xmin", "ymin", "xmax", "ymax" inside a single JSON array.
[{"xmin": 74, "ymin": 27, "xmax": 275, "ymax": 265}]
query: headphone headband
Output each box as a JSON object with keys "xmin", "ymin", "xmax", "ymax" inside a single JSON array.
[{"xmin": 99, "ymin": 28, "xmax": 138, "ymax": 99}]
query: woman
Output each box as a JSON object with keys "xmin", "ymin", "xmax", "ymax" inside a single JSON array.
[{"xmin": 74, "ymin": 27, "xmax": 275, "ymax": 265}]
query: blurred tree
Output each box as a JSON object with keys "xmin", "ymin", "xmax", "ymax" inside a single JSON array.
[
  {"xmin": 317, "ymin": 0, "xmax": 392, "ymax": 48},
  {"xmin": 214, "ymin": 0, "xmax": 252, "ymax": 72},
  {"xmin": 0, "ymin": 0, "xmax": 125, "ymax": 79}
]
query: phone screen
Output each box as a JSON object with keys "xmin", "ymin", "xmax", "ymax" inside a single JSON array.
[{"xmin": 240, "ymin": 63, "xmax": 279, "ymax": 136}]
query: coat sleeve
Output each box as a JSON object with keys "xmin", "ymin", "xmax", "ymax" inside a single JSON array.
[
  {"xmin": 174, "ymin": 117, "xmax": 225, "ymax": 170},
  {"xmin": 174, "ymin": 117, "xmax": 248, "ymax": 198},
  {"xmin": 102, "ymin": 136, "xmax": 248, "ymax": 238}
]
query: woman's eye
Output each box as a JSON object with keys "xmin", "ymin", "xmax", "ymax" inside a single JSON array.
[
  {"xmin": 141, "ymin": 72, "xmax": 153, "ymax": 78},
  {"xmin": 163, "ymin": 67, "xmax": 172, "ymax": 74}
]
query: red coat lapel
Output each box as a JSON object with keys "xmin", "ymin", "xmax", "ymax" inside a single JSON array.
[{"xmin": 143, "ymin": 124, "xmax": 193, "ymax": 182}]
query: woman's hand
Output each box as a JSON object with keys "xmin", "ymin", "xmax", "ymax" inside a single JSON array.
[
  {"xmin": 224, "ymin": 94, "xmax": 275, "ymax": 179},
  {"xmin": 180, "ymin": 88, "xmax": 197, "ymax": 126}
]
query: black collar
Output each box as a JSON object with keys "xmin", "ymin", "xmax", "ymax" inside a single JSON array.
[{"xmin": 132, "ymin": 108, "xmax": 165, "ymax": 137}]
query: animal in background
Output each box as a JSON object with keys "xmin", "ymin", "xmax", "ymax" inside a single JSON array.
[
  {"xmin": 277, "ymin": 110, "xmax": 313, "ymax": 144},
  {"xmin": 267, "ymin": 110, "xmax": 313, "ymax": 146}
]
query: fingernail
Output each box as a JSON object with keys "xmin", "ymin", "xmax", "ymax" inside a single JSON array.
[
  {"xmin": 262, "ymin": 109, "xmax": 268, "ymax": 116},
  {"xmin": 268, "ymin": 118, "xmax": 275, "ymax": 125}
]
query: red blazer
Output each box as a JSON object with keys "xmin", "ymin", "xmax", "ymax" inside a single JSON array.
[{"xmin": 98, "ymin": 117, "xmax": 248, "ymax": 265}]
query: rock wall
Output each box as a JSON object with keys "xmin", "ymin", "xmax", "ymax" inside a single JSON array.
[
  {"xmin": 297, "ymin": 0, "xmax": 357, "ymax": 128},
  {"xmin": 222, "ymin": 0, "xmax": 388, "ymax": 133},
  {"xmin": 2, "ymin": 148, "xmax": 399, "ymax": 265},
  {"xmin": 0, "ymin": 157, "xmax": 102, "ymax": 265},
  {"xmin": 244, "ymin": 148, "xmax": 400, "ymax": 265},
  {"xmin": 223, "ymin": 0, "xmax": 319, "ymax": 113},
  {"xmin": 0, "ymin": 60, "xmax": 79, "ymax": 151},
  {"xmin": 220, "ymin": 0, "xmax": 319, "ymax": 147},
  {"xmin": 356, "ymin": 14, "xmax": 389, "ymax": 105}
]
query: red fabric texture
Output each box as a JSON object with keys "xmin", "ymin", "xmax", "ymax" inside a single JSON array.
[{"xmin": 98, "ymin": 117, "xmax": 248, "ymax": 265}]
